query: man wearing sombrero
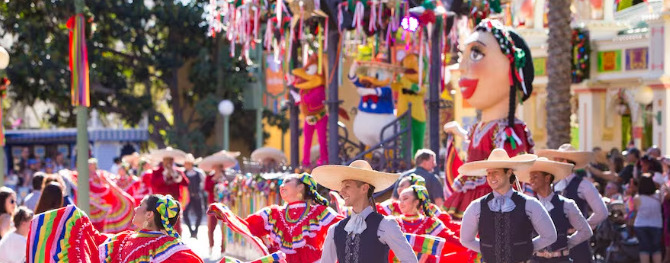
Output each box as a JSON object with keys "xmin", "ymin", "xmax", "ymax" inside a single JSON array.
[
  {"xmin": 313, "ymin": 160, "xmax": 418, "ymax": 263},
  {"xmin": 516, "ymin": 158, "xmax": 593, "ymax": 263},
  {"xmin": 182, "ymin": 153, "xmax": 205, "ymax": 238},
  {"xmin": 459, "ymin": 149, "xmax": 557, "ymax": 263},
  {"xmin": 537, "ymin": 144, "xmax": 607, "ymax": 263},
  {"xmin": 149, "ymin": 147, "xmax": 190, "ymax": 235}
]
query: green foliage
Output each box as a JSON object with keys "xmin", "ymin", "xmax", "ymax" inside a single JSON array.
[{"xmin": 0, "ymin": 0, "xmax": 257, "ymax": 155}]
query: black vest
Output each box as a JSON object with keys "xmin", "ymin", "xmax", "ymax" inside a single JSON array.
[
  {"xmin": 545, "ymin": 194, "xmax": 569, "ymax": 252},
  {"xmin": 334, "ymin": 212, "xmax": 390, "ymax": 263},
  {"xmin": 479, "ymin": 192, "xmax": 534, "ymax": 263},
  {"xmin": 562, "ymin": 176, "xmax": 590, "ymax": 218}
]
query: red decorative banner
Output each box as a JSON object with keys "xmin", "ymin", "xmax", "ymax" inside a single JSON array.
[{"xmin": 67, "ymin": 14, "xmax": 90, "ymax": 107}]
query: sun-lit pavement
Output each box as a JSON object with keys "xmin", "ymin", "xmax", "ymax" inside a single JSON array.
[{"xmin": 180, "ymin": 215, "xmax": 226, "ymax": 263}]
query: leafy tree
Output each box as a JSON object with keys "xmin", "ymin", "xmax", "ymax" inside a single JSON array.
[{"xmin": 0, "ymin": 0, "xmax": 257, "ymax": 155}]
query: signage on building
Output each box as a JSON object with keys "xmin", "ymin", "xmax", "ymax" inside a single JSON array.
[
  {"xmin": 625, "ymin": 47, "xmax": 648, "ymax": 70},
  {"xmin": 597, "ymin": 50, "xmax": 622, "ymax": 72},
  {"xmin": 264, "ymin": 55, "xmax": 287, "ymax": 113},
  {"xmin": 533, "ymin": 57, "xmax": 547, "ymax": 76}
]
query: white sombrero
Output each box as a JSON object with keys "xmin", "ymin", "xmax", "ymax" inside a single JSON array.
[
  {"xmin": 536, "ymin": 144, "xmax": 594, "ymax": 169},
  {"xmin": 251, "ymin": 147, "xmax": 287, "ymax": 164},
  {"xmin": 184, "ymin": 153, "xmax": 203, "ymax": 165},
  {"xmin": 515, "ymin": 157, "xmax": 575, "ymax": 184},
  {"xmin": 213, "ymin": 150, "xmax": 242, "ymax": 158},
  {"xmin": 149, "ymin": 147, "xmax": 188, "ymax": 164},
  {"xmin": 199, "ymin": 153, "xmax": 238, "ymax": 172},
  {"xmin": 458, "ymin": 148, "xmax": 537, "ymax": 176},
  {"xmin": 311, "ymin": 160, "xmax": 399, "ymax": 193},
  {"xmin": 122, "ymin": 152, "xmax": 141, "ymax": 165}
]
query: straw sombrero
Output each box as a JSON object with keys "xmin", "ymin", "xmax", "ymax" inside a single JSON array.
[
  {"xmin": 515, "ymin": 157, "xmax": 575, "ymax": 184},
  {"xmin": 251, "ymin": 147, "xmax": 287, "ymax": 164},
  {"xmin": 122, "ymin": 152, "xmax": 140, "ymax": 165},
  {"xmin": 149, "ymin": 147, "xmax": 188, "ymax": 164},
  {"xmin": 311, "ymin": 160, "xmax": 399, "ymax": 193},
  {"xmin": 536, "ymin": 144, "xmax": 594, "ymax": 169},
  {"xmin": 457, "ymin": 148, "xmax": 537, "ymax": 176},
  {"xmin": 199, "ymin": 154, "xmax": 238, "ymax": 172},
  {"xmin": 213, "ymin": 150, "xmax": 241, "ymax": 158},
  {"xmin": 184, "ymin": 153, "xmax": 203, "ymax": 165}
]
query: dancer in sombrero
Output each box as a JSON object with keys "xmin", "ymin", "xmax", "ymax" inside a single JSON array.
[
  {"xmin": 442, "ymin": 18, "xmax": 536, "ymax": 219},
  {"xmin": 199, "ymin": 152, "xmax": 237, "ymax": 255},
  {"xmin": 459, "ymin": 149, "xmax": 556, "ymax": 263},
  {"xmin": 216, "ymin": 173, "xmax": 342, "ymax": 263},
  {"xmin": 313, "ymin": 160, "xmax": 418, "ymax": 263},
  {"xmin": 27, "ymin": 194, "xmax": 203, "ymax": 263}
]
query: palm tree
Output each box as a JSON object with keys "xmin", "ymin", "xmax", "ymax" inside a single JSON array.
[{"xmin": 546, "ymin": 0, "xmax": 573, "ymax": 149}]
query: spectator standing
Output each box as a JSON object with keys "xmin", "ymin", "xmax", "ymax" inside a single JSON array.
[
  {"xmin": 54, "ymin": 152, "xmax": 66, "ymax": 172},
  {"xmin": 0, "ymin": 206, "xmax": 33, "ymax": 263},
  {"xmin": 110, "ymin": 157, "xmax": 122, "ymax": 175},
  {"xmin": 23, "ymin": 172, "xmax": 45, "ymax": 210},
  {"xmin": 34, "ymin": 182, "xmax": 64, "ymax": 214},
  {"xmin": 391, "ymin": 149, "xmax": 445, "ymax": 207},
  {"xmin": 633, "ymin": 175, "xmax": 665, "ymax": 263},
  {"xmin": 0, "ymin": 187, "xmax": 17, "ymax": 238}
]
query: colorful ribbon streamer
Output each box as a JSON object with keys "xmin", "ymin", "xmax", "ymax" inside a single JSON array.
[{"xmin": 67, "ymin": 14, "xmax": 90, "ymax": 107}]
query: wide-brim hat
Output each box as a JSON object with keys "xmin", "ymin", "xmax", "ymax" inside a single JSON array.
[
  {"xmin": 184, "ymin": 153, "xmax": 203, "ymax": 165},
  {"xmin": 515, "ymin": 157, "xmax": 575, "ymax": 184},
  {"xmin": 251, "ymin": 147, "xmax": 287, "ymax": 164},
  {"xmin": 122, "ymin": 152, "xmax": 141, "ymax": 164},
  {"xmin": 199, "ymin": 154, "xmax": 237, "ymax": 172},
  {"xmin": 536, "ymin": 144, "xmax": 594, "ymax": 169},
  {"xmin": 149, "ymin": 147, "xmax": 188, "ymax": 164},
  {"xmin": 214, "ymin": 150, "xmax": 241, "ymax": 158},
  {"xmin": 311, "ymin": 160, "xmax": 399, "ymax": 193},
  {"xmin": 458, "ymin": 148, "xmax": 537, "ymax": 176}
]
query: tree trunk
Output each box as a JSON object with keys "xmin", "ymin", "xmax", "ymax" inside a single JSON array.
[{"xmin": 546, "ymin": 0, "xmax": 573, "ymax": 149}]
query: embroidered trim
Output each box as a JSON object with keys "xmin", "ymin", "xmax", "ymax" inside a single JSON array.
[{"xmin": 259, "ymin": 204, "xmax": 337, "ymax": 253}]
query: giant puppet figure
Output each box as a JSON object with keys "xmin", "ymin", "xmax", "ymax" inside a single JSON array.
[
  {"xmin": 443, "ymin": 19, "xmax": 535, "ymax": 219},
  {"xmin": 350, "ymin": 46, "xmax": 398, "ymax": 146},
  {"xmin": 291, "ymin": 55, "xmax": 328, "ymax": 167},
  {"xmin": 393, "ymin": 52, "xmax": 426, "ymax": 155}
]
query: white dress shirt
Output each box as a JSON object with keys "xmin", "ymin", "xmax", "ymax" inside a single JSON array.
[
  {"xmin": 554, "ymin": 173, "xmax": 608, "ymax": 229},
  {"xmin": 0, "ymin": 231, "xmax": 27, "ymax": 263},
  {"xmin": 537, "ymin": 192, "xmax": 593, "ymax": 249},
  {"xmin": 320, "ymin": 206, "xmax": 418, "ymax": 263},
  {"xmin": 460, "ymin": 189, "xmax": 557, "ymax": 253}
]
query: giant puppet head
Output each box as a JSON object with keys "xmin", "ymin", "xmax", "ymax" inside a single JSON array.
[
  {"xmin": 291, "ymin": 55, "xmax": 325, "ymax": 90},
  {"xmin": 458, "ymin": 19, "xmax": 534, "ymax": 127}
]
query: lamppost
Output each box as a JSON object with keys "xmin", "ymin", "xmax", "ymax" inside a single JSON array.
[
  {"xmin": 0, "ymin": 46, "xmax": 9, "ymax": 186},
  {"xmin": 218, "ymin": 100, "xmax": 234, "ymax": 150}
]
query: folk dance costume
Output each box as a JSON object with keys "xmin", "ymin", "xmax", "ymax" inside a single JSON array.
[
  {"xmin": 89, "ymin": 168, "xmax": 136, "ymax": 233},
  {"xmin": 394, "ymin": 185, "xmax": 469, "ymax": 263},
  {"xmin": 538, "ymin": 144, "xmax": 608, "ymax": 263},
  {"xmin": 459, "ymin": 149, "xmax": 557, "ymax": 263},
  {"xmin": 515, "ymin": 158, "xmax": 593, "ymax": 263},
  {"xmin": 313, "ymin": 160, "xmax": 418, "ymax": 263},
  {"xmin": 27, "ymin": 203, "xmax": 202, "ymax": 263},
  {"xmin": 443, "ymin": 19, "xmax": 536, "ymax": 219}
]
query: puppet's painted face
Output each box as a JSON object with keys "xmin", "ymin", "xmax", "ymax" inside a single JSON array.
[{"xmin": 459, "ymin": 30, "xmax": 511, "ymax": 110}]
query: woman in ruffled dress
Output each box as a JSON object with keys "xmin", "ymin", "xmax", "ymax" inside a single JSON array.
[{"xmin": 243, "ymin": 173, "xmax": 343, "ymax": 263}]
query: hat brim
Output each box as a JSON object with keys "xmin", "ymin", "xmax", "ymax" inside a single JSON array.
[
  {"xmin": 251, "ymin": 148, "xmax": 287, "ymax": 163},
  {"xmin": 149, "ymin": 149, "xmax": 188, "ymax": 164},
  {"xmin": 311, "ymin": 165, "xmax": 399, "ymax": 193},
  {"xmin": 457, "ymin": 154, "xmax": 537, "ymax": 176},
  {"xmin": 536, "ymin": 149, "xmax": 593, "ymax": 169},
  {"xmin": 199, "ymin": 154, "xmax": 237, "ymax": 172},
  {"xmin": 515, "ymin": 159, "xmax": 575, "ymax": 184},
  {"xmin": 184, "ymin": 157, "xmax": 203, "ymax": 165}
]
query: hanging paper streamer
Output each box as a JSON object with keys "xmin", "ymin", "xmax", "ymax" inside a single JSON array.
[{"xmin": 67, "ymin": 14, "xmax": 90, "ymax": 107}]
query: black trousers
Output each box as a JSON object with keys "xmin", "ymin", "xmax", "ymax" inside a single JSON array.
[{"xmin": 183, "ymin": 196, "xmax": 204, "ymax": 234}]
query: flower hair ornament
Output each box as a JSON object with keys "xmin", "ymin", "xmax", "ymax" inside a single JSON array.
[
  {"xmin": 475, "ymin": 19, "xmax": 534, "ymax": 150},
  {"xmin": 156, "ymin": 195, "xmax": 180, "ymax": 238},
  {"xmin": 406, "ymin": 174, "xmax": 426, "ymax": 187},
  {"xmin": 299, "ymin": 173, "xmax": 330, "ymax": 206},
  {"xmin": 409, "ymin": 185, "xmax": 433, "ymax": 217}
]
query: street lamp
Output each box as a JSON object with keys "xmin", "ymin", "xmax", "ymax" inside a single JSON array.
[
  {"xmin": 218, "ymin": 100, "xmax": 234, "ymax": 150},
  {"xmin": 0, "ymin": 46, "xmax": 9, "ymax": 186}
]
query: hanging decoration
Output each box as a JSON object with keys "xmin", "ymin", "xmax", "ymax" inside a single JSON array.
[
  {"xmin": 0, "ymin": 77, "xmax": 8, "ymax": 146},
  {"xmin": 571, "ymin": 27, "xmax": 590, "ymax": 84},
  {"xmin": 67, "ymin": 14, "xmax": 91, "ymax": 107}
]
